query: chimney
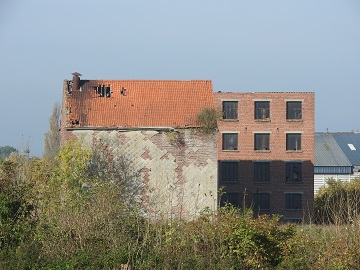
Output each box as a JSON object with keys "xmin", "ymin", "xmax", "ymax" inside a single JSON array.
[{"xmin": 72, "ymin": 72, "xmax": 82, "ymax": 91}]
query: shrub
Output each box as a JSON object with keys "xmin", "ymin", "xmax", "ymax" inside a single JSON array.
[
  {"xmin": 314, "ymin": 178, "xmax": 360, "ymax": 224},
  {"xmin": 196, "ymin": 107, "xmax": 220, "ymax": 133}
]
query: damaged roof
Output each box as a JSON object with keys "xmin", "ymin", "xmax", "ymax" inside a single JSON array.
[{"xmin": 63, "ymin": 78, "xmax": 214, "ymax": 128}]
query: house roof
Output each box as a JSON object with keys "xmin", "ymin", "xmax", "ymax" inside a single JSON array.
[
  {"xmin": 332, "ymin": 133, "xmax": 360, "ymax": 166},
  {"xmin": 315, "ymin": 133, "xmax": 351, "ymax": 166},
  {"xmin": 315, "ymin": 132, "xmax": 360, "ymax": 167},
  {"xmin": 64, "ymin": 79, "xmax": 214, "ymax": 128}
]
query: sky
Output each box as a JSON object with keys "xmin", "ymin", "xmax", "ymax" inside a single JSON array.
[{"xmin": 0, "ymin": 0, "xmax": 359, "ymax": 156}]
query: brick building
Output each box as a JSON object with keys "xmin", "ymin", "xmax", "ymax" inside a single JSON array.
[
  {"xmin": 60, "ymin": 73, "xmax": 315, "ymax": 221},
  {"xmin": 215, "ymin": 92, "xmax": 314, "ymax": 221},
  {"xmin": 60, "ymin": 73, "xmax": 218, "ymax": 219}
]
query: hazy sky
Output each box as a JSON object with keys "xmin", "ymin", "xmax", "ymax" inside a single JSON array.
[{"xmin": 0, "ymin": 0, "xmax": 359, "ymax": 156}]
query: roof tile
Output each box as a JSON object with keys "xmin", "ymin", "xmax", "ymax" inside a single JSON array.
[{"xmin": 65, "ymin": 80, "xmax": 214, "ymax": 128}]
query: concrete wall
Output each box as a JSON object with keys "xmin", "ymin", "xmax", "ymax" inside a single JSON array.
[{"xmin": 62, "ymin": 128, "xmax": 218, "ymax": 219}]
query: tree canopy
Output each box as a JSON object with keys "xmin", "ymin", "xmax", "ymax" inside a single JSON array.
[{"xmin": 0, "ymin": 146, "xmax": 17, "ymax": 160}]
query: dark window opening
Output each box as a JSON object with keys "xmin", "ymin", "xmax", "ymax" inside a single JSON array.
[
  {"xmin": 253, "ymin": 193, "xmax": 270, "ymax": 210},
  {"xmin": 219, "ymin": 161, "xmax": 239, "ymax": 182},
  {"xmin": 287, "ymin": 101, "xmax": 302, "ymax": 120},
  {"xmin": 222, "ymin": 133, "xmax": 238, "ymax": 150},
  {"xmin": 222, "ymin": 101, "xmax": 238, "ymax": 120},
  {"xmin": 254, "ymin": 162, "xmax": 270, "ymax": 182},
  {"xmin": 285, "ymin": 193, "xmax": 302, "ymax": 210},
  {"xmin": 254, "ymin": 133, "xmax": 270, "ymax": 150},
  {"xmin": 255, "ymin": 101, "xmax": 270, "ymax": 120},
  {"xmin": 286, "ymin": 133, "xmax": 301, "ymax": 151},
  {"xmin": 286, "ymin": 162, "xmax": 302, "ymax": 182},
  {"xmin": 221, "ymin": 192, "xmax": 240, "ymax": 207},
  {"xmin": 95, "ymin": 85, "xmax": 112, "ymax": 98}
]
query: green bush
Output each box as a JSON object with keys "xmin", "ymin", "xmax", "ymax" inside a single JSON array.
[{"xmin": 314, "ymin": 178, "xmax": 360, "ymax": 224}]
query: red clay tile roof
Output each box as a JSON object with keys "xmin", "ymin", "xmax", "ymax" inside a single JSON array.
[{"xmin": 64, "ymin": 80, "xmax": 214, "ymax": 128}]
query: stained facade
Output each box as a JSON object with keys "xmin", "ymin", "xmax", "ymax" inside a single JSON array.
[
  {"xmin": 60, "ymin": 73, "xmax": 217, "ymax": 219},
  {"xmin": 60, "ymin": 73, "xmax": 315, "ymax": 220}
]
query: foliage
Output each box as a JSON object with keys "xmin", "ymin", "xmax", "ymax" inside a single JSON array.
[
  {"xmin": 278, "ymin": 224, "xmax": 360, "ymax": 270},
  {"xmin": 4, "ymin": 142, "xmax": 360, "ymax": 269},
  {"xmin": 43, "ymin": 102, "xmax": 61, "ymax": 161},
  {"xmin": 314, "ymin": 178, "xmax": 360, "ymax": 224},
  {"xmin": 0, "ymin": 146, "xmax": 17, "ymax": 160},
  {"xmin": 196, "ymin": 107, "xmax": 220, "ymax": 133}
]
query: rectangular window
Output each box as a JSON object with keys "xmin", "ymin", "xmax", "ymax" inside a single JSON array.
[
  {"xmin": 286, "ymin": 133, "xmax": 301, "ymax": 151},
  {"xmin": 287, "ymin": 101, "xmax": 302, "ymax": 120},
  {"xmin": 254, "ymin": 133, "xmax": 270, "ymax": 150},
  {"xmin": 253, "ymin": 193, "xmax": 270, "ymax": 210},
  {"xmin": 219, "ymin": 161, "xmax": 238, "ymax": 182},
  {"xmin": 220, "ymin": 192, "xmax": 240, "ymax": 207},
  {"xmin": 254, "ymin": 162, "xmax": 270, "ymax": 182},
  {"xmin": 254, "ymin": 101, "xmax": 270, "ymax": 120},
  {"xmin": 286, "ymin": 162, "xmax": 302, "ymax": 182},
  {"xmin": 222, "ymin": 133, "xmax": 238, "ymax": 150},
  {"xmin": 285, "ymin": 193, "xmax": 302, "ymax": 210},
  {"xmin": 222, "ymin": 101, "xmax": 238, "ymax": 120}
]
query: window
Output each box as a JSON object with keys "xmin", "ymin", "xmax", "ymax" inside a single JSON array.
[
  {"xmin": 254, "ymin": 162, "xmax": 270, "ymax": 182},
  {"xmin": 220, "ymin": 192, "xmax": 240, "ymax": 207},
  {"xmin": 286, "ymin": 162, "xmax": 302, "ymax": 182},
  {"xmin": 285, "ymin": 193, "xmax": 302, "ymax": 210},
  {"xmin": 286, "ymin": 101, "xmax": 302, "ymax": 120},
  {"xmin": 253, "ymin": 193, "xmax": 270, "ymax": 210},
  {"xmin": 286, "ymin": 133, "xmax": 301, "ymax": 151},
  {"xmin": 254, "ymin": 133, "xmax": 270, "ymax": 150},
  {"xmin": 222, "ymin": 133, "xmax": 238, "ymax": 150},
  {"xmin": 95, "ymin": 85, "xmax": 112, "ymax": 98},
  {"xmin": 222, "ymin": 101, "xmax": 238, "ymax": 120},
  {"xmin": 219, "ymin": 161, "xmax": 238, "ymax": 182},
  {"xmin": 254, "ymin": 101, "xmax": 270, "ymax": 120}
]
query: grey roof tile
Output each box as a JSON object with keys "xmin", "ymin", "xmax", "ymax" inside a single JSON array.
[{"xmin": 315, "ymin": 133, "xmax": 351, "ymax": 166}]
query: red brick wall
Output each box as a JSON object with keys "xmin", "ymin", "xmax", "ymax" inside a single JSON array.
[{"xmin": 215, "ymin": 92, "xmax": 314, "ymax": 220}]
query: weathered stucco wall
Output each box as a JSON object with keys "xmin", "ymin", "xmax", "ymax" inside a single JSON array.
[{"xmin": 67, "ymin": 128, "xmax": 218, "ymax": 219}]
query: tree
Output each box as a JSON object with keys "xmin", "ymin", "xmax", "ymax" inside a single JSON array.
[
  {"xmin": 0, "ymin": 146, "xmax": 17, "ymax": 160},
  {"xmin": 196, "ymin": 107, "xmax": 220, "ymax": 133},
  {"xmin": 43, "ymin": 102, "xmax": 61, "ymax": 161}
]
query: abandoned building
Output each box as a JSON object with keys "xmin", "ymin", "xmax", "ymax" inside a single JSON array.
[
  {"xmin": 60, "ymin": 73, "xmax": 218, "ymax": 219},
  {"xmin": 60, "ymin": 73, "xmax": 315, "ymax": 221}
]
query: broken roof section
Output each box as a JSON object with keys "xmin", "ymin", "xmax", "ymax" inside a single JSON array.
[{"xmin": 64, "ymin": 75, "xmax": 214, "ymax": 129}]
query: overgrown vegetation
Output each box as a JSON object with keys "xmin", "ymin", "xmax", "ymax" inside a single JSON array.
[
  {"xmin": 0, "ymin": 146, "xmax": 17, "ymax": 160},
  {"xmin": 314, "ymin": 178, "xmax": 360, "ymax": 224},
  {"xmin": 2, "ymin": 147, "xmax": 360, "ymax": 269},
  {"xmin": 196, "ymin": 107, "xmax": 220, "ymax": 133},
  {"xmin": 43, "ymin": 102, "xmax": 61, "ymax": 161}
]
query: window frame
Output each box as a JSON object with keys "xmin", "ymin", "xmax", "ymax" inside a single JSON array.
[
  {"xmin": 286, "ymin": 133, "xmax": 302, "ymax": 151},
  {"xmin": 254, "ymin": 161, "xmax": 270, "ymax": 182},
  {"xmin": 254, "ymin": 101, "xmax": 270, "ymax": 120},
  {"xmin": 286, "ymin": 101, "xmax": 302, "ymax": 120},
  {"xmin": 222, "ymin": 133, "xmax": 238, "ymax": 151},
  {"xmin": 254, "ymin": 133, "xmax": 270, "ymax": 151},
  {"xmin": 285, "ymin": 193, "xmax": 302, "ymax": 210},
  {"xmin": 286, "ymin": 162, "xmax": 302, "ymax": 182},
  {"xmin": 253, "ymin": 192, "xmax": 270, "ymax": 210},
  {"xmin": 218, "ymin": 161, "xmax": 239, "ymax": 183},
  {"xmin": 222, "ymin": 101, "xmax": 238, "ymax": 120}
]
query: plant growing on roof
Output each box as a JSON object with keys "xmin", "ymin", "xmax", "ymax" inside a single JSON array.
[{"xmin": 196, "ymin": 107, "xmax": 221, "ymax": 133}]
